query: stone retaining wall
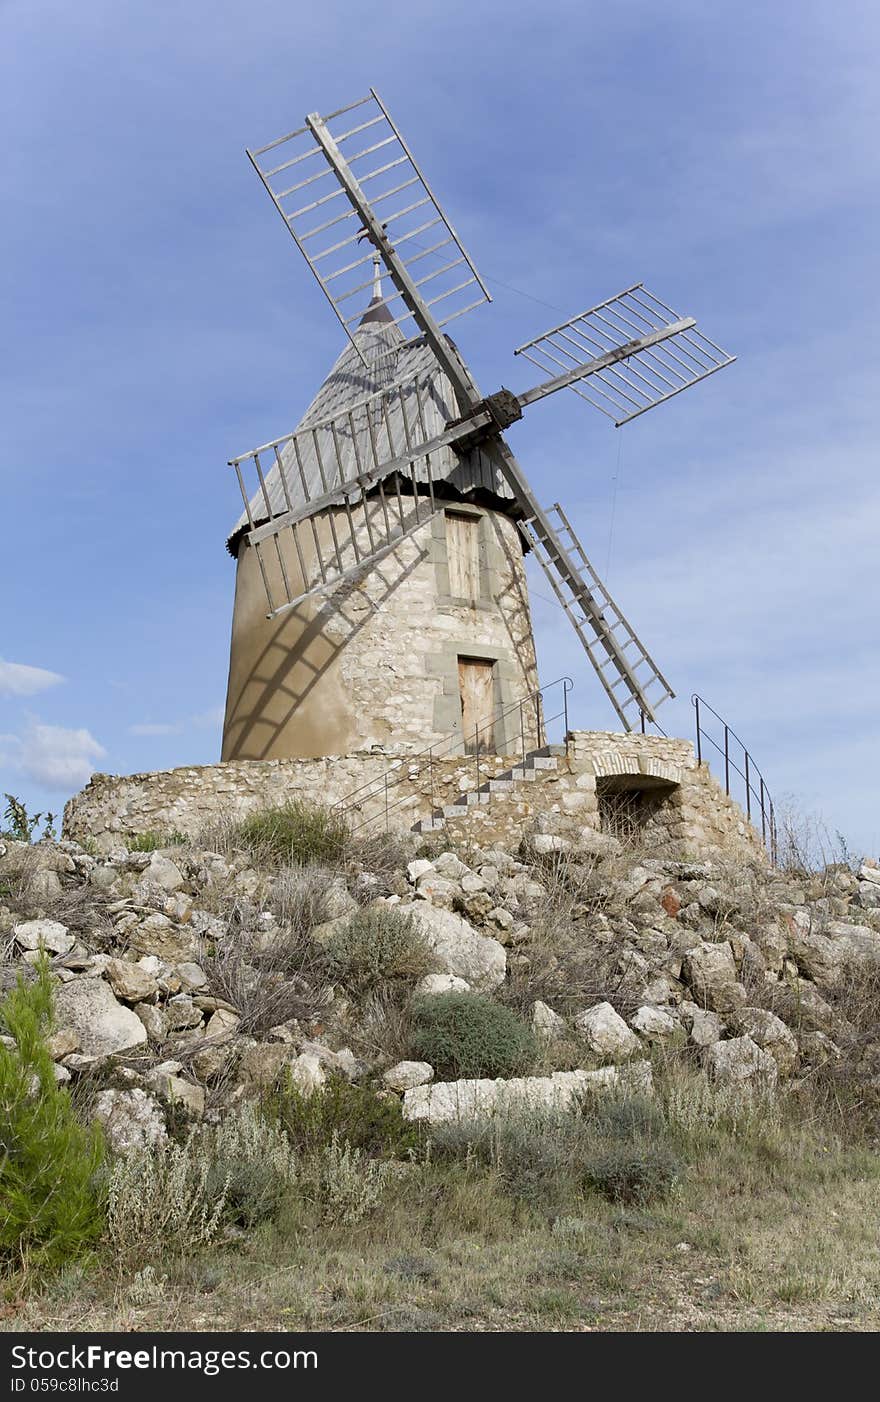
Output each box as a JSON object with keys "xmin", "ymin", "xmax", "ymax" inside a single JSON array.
[{"xmin": 64, "ymin": 729, "xmax": 767, "ymax": 865}]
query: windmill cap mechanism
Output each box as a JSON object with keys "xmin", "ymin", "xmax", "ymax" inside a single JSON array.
[{"xmin": 229, "ymin": 88, "xmax": 736, "ymax": 734}]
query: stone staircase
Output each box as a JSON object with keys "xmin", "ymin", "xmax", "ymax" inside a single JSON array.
[{"xmin": 411, "ymin": 744, "xmax": 569, "ymax": 834}]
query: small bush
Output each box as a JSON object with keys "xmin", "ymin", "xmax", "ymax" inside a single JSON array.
[
  {"xmin": 307, "ymin": 1131, "xmax": 405, "ymax": 1225},
  {"xmin": 201, "ymin": 1103, "xmax": 297, "ymax": 1227},
  {"xmin": 235, "ymin": 799, "xmax": 350, "ymax": 867},
  {"xmin": 410, "ymin": 993, "xmax": 538, "ymax": 1080},
  {"xmin": 270, "ymin": 1074, "xmax": 420, "ymax": 1161},
  {"xmin": 0, "ymin": 960, "xmax": 105, "ymax": 1271},
  {"xmin": 126, "ymin": 830, "xmax": 187, "ymax": 852},
  {"xmin": 106, "ymin": 1132, "xmax": 228, "ymax": 1267},
  {"xmin": 582, "ymin": 1143, "xmax": 680, "ymax": 1205},
  {"xmin": 324, "ymin": 906, "xmax": 435, "ymax": 996}
]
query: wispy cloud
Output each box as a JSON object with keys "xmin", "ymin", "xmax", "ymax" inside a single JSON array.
[
  {"xmin": 15, "ymin": 721, "xmax": 107, "ymax": 791},
  {"xmin": 0, "ymin": 658, "xmax": 65, "ymax": 699}
]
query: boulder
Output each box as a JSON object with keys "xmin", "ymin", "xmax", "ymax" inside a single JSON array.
[
  {"xmin": 237, "ymin": 1042, "xmax": 290, "ymax": 1089},
  {"xmin": 318, "ymin": 878, "xmax": 358, "ymax": 921},
  {"xmin": 681, "ymin": 941, "xmax": 745, "ymax": 1012},
  {"xmin": 531, "ymin": 1000, "xmax": 567, "ymax": 1043},
  {"xmin": 145, "ymin": 853, "xmax": 186, "ymax": 893},
  {"xmin": 574, "ymin": 1001, "xmax": 642, "ymax": 1059},
  {"xmin": 629, "ymin": 1004, "xmax": 678, "ymax": 1043},
  {"xmin": 679, "ymin": 1001, "xmax": 725, "ymax": 1047},
  {"xmin": 128, "ymin": 914, "xmax": 196, "ymax": 963},
  {"xmin": 402, "ymin": 1061, "xmax": 653, "ymax": 1124},
  {"xmin": 93, "ymin": 1088, "xmax": 168, "ymax": 1154},
  {"xmin": 704, "ymin": 1035, "xmax": 778, "ymax": 1086},
  {"xmin": 415, "ymin": 972, "xmax": 472, "ymax": 997},
  {"xmin": 174, "ymin": 961, "xmax": 209, "ymax": 992},
  {"xmin": 398, "ymin": 903, "xmax": 506, "ymax": 991},
  {"xmin": 134, "ymin": 1002, "xmax": 168, "ymax": 1042},
  {"xmin": 729, "ymin": 1007, "xmax": 798, "ymax": 1075},
  {"xmin": 407, "ymin": 859, "xmax": 434, "ymax": 884},
  {"xmin": 204, "ymin": 1007, "xmax": 241, "ymax": 1041},
  {"xmin": 28, "ymin": 870, "xmax": 63, "ymax": 904},
  {"xmin": 104, "ymin": 958, "xmax": 159, "ymax": 1004},
  {"xmin": 287, "ymin": 1051, "xmax": 326, "ymax": 1093},
  {"xmin": 54, "ymin": 977, "xmax": 148, "ymax": 1057},
  {"xmin": 13, "ymin": 919, "xmax": 74, "ymax": 955},
  {"xmin": 383, "ymin": 1060, "xmax": 434, "ymax": 1092}
]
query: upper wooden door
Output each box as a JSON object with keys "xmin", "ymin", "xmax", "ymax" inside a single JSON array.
[{"xmin": 445, "ymin": 512, "xmax": 480, "ymax": 602}]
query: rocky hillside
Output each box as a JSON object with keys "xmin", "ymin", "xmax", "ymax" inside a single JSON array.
[{"xmin": 3, "ymin": 813, "xmax": 880, "ymax": 1152}]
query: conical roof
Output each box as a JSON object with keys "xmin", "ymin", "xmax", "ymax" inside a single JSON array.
[{"xmin": 227, "ymin": 291, "xmax": 513, "ymax": 554}]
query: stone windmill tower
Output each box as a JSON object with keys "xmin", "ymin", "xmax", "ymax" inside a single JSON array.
[
  {"xmin": 222, "ymin": 91, "xmax": 734, "ymax": 766},
  {"xmin": 223, "ymin": 255, "xmax": 539, "ymax": 762}
]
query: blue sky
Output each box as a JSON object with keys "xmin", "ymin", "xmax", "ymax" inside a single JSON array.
[{"xmin": 1, "ymin": 0, "xmax": 878, "ymax": 853}]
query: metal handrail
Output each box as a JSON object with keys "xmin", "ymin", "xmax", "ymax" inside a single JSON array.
[
  {"xmin": 336, "ymin": 676, "xmax": 574, "ymax": 834},
  {"xmin": 692, "ymin": 694, "xmax": 777, "ymax": 861}
]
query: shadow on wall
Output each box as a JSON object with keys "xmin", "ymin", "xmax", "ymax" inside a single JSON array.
[{"xmin": 222, "ymin": 532, "xmax": 427, "ymax": 762}]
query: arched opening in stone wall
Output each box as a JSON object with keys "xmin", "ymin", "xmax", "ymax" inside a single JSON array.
[{"xmin": 596, "ymin": 774, "xmax": 678, "ymax": 842}]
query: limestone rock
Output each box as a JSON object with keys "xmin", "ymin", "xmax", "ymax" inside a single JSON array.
[
  {"xmin": 679, "ymin": 1001, "xmax": 725, "ymax": 1047},
  {"xmin": 152, "ymin": 1070, "xmax": 205, "ymax": 1117},
  {"xmin": 46, "ymin": 1028, "xmax": 80, "ymax": 1060},
  {"xmin": 574, "ymin": 1001, "xmax": 642, "ymax": 1059},
  {"xmin": 407, "ymin": 859, "xmax": 434, "ymax": 884},
  {"xmin": 704, "ymin": 1035, "xmax": 778, "ymax": 1086},
  {"xmin": 204, "ymin": 1007, "xmax": 241, "ymax": 1041},
  {"xmin": 399, "ymin": 903, "xmax": 506, "ymax": 991},
  {"xmin": 414, "ymin": 873, "xmax": 458, "ymax": 906},
  {"xmin": 531, "ymin": 1000, "xmax": 566, "ymax": 1043},
  {"xmin": 288, "ymin": 1051, "xmax": 326, "ymax": 1093},
  {"xmin": 128, "ymin": 913, "xmax": 196, "ymax": 963},
  {"xmin": 13, "ymin": 919, "xmax": 74, "ymax": 955},
  {"xmin": 93, "ymin": 1088, "xmax": 168, "ymax": 1154},
  {"xmin": 531, "ymin": 834, "xmax": 571, "ymax": 855},
  {"xmin": 237, "ymin": 1042, "xmax": 290, "ymax": 1089},
  {"xmin": 318, "ymin": 878, "xmax": 358, "ymax": 921},
  {"xmin": 729, "ymin": 1007, "xmax": 798, "ymax": 1075},
  {"xmin": 134, "ymin": 1002, "xmax": 168, "ymax": 1042},
  {"xmin": 145, "ymin": 853, "xmax": 186, "ymax": 893},
  {"xmin": 174, "ymin": 961, "xmax": 208, "ymax": 992},
  {"xmin": 54, "ymin": 977, "xmax": 148, "ymax": 1058},
  {"xmin": 415, "ymin": 972, "xmax": 472, "ymax": 997},
  {"xmin": 104, "ymin": 958, "xmax": 159, "ymax": 1004},
  {"xmin": 383, "ymin": 1060, "xmax": 434, "ymax": 1092},
  {"xmin": 402, "ymin": 1061, "xmax": 653, "ymax": 1124},
  {"xmin": 681, "ymin": 941, "xmax": 745, "ymax": 1012},
  {"xmin": 629, "ymin": 1004, "xmax": 678, "ymax": 1042}
]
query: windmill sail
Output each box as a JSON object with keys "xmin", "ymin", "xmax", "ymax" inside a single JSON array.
[{"xmin": 519, "ymin": 504, "xmax": 674, "ymax": 729}]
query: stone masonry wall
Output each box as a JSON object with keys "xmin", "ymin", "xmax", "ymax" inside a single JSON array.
[{"xmin": 64, "ymin": 730, "xmax": 767, "ymax": 866}]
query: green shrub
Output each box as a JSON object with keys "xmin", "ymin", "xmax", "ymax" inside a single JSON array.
[
  {"xmin": 307, "ymin": 1131, "xmax": 405, "ymax": 1225},
  {"xmin": 269, "ymin": 1074, "xmax": 420, "ymax": 1160},
  {"xmin": 126, "ymin": 830, "xmax": 187, "ymax": 852},
  {"xmin": 200, "ymin": 1103, "xmax": 297, "ymax": 1227},
  {"xmin": 106, "ymin": 1131, "xmax": 228, "ymax": 1267},
  {"xmin": 324, "ymin": 906, "xmax": 435, "ymax": 996},
  {"xmin": 581, "ymin": 1143, "xmax": 680, "ymax": 1205},
  {"xmin": 410, "ymin": 993, "xmax": 538, "ymax": 1079},
  {"xmin": 235, "ymin": 799, "xmax": 350, "ymax": 867},
  {"xmin": 0, "ymin": 960, "xmax": 105, "ymax": 1270}
]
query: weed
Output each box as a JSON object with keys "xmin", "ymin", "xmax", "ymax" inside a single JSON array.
[{"xmin": 410, "ymin": 992, "xmax": 537, "ymax": 1080}]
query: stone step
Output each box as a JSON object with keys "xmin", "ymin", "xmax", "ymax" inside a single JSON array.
[{"xmin": 411, "ymin": 743, "xmax": 566, "ymax": 835}]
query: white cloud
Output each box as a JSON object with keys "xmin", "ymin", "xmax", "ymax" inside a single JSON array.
[
  {"xmin": 0, "ymin": 657, "xmax": 65, "ymax": 698},
  {"xmin": 129, "ymin": 722, "xmax": 182, "ymax": 736},
  {"xmin": 17, "ymin": 721, "xmax": 107, "ymax": 791}
]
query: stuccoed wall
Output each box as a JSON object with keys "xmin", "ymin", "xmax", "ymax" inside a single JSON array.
[
  {"xmin": 222, "ymin": 500, "xmax": 539, "ymax": 762},
  {"xmin": 64, "ymin": 730, "xmax": 767, "ymax": 866}
]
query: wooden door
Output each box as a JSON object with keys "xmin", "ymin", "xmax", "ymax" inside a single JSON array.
[
  {"xmin": 446, "ymin": 512, "xmax": 480, "ymax": 601},
  {"xmin": 458, "ymin": 657, "xmax": 495, "ymax": 754}
]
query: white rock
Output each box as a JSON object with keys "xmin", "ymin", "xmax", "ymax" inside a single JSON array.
[
  {"xmin": 288, "ymin": 1051, "xmax": 326, "ymax": 1093},
  {"xmin": 93, "ymin": 1088, "xmax": 168, "ymax": 1154},
  {"xmin": 629, "ymin": 1005, "xmax": 678, "ymax": 1042},
  {"xmin": 146, "ymin": 853, "xmax": 186, "ymax": 893},
  {"xmin": 704, "ymin": 1035, "xmax": 778, "ymax": 1086},
  {"xmin": 729, "ymin": 1007, "xmax": 798, "ymax": 1075},
  {"xmin": 681, "ymin": 941, "xmax": 745, "ymax": 1012},
  {"xmin": 383, "ymin": 1060, "xmax": 434, "ymax": 1092},
  {"xmin": 574, "ymin": 1001, "xmax": 642, "ymax": 1059},
  {"xmin": 407, "ymin": 859, "xmax": 434, "ymax": 884},
  {"xmin": 415, "ymin": 973, "xmax": 472, "ymax": 996},
  {"xmin": 174, "ymin": 961, "xmax": 208, "ymax": 992},
  {"xmin": 531, "ymin": 834, "xmax": 571, "ymax": 855},
  {"xmin": 679, "ymin": 1001, "xmax": 725, "ymax": 1047},
  {"xmin": 859, "ymin": 862, "xmax": 880, "ymax": 886},
  {"xmin": 13, "ymin": 919, "xmax": 74, "ymax": 955},
  {"xmin": 204, "ymin": 1007, "xmax": 241, "ymax": 1041},
  {"xmin": 137, "ymin": 955, "xmax": 162, "ymax": 976},
  {"xmin": 54, "ymin": 977, "xmax": 148, "ymax": 1057},
  {"xmin": 403, "ymin": 1062, "xmax": 653, "ymax": 1124},
  {"xmin": 398, "ymin": 903, "xmax": 506, "ymax": 991},
  {"xmin": 432, "ymin": 852, "xmax": 470, "ymax": 879},
  {"xmin": 104, "ymin": 958, "xmax": 159, "ymax": 1004},
  {"xmin": 531, "ymin": 1000, "xmax": 566, "ymax": 1043}
]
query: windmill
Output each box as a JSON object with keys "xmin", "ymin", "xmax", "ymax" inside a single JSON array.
[{"xmin": 222, "ymin": 90, "xmax": 734, "ymax": 764}]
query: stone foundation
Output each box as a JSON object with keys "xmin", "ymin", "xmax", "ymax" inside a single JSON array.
[{"xmin": 64, "ymin": 730, "xmax": 767, "ymax": 865}]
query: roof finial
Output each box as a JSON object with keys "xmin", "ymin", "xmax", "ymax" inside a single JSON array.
[{"xmin": 371, "ymin": 251, "xmax": 383, "ymax": 302}]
